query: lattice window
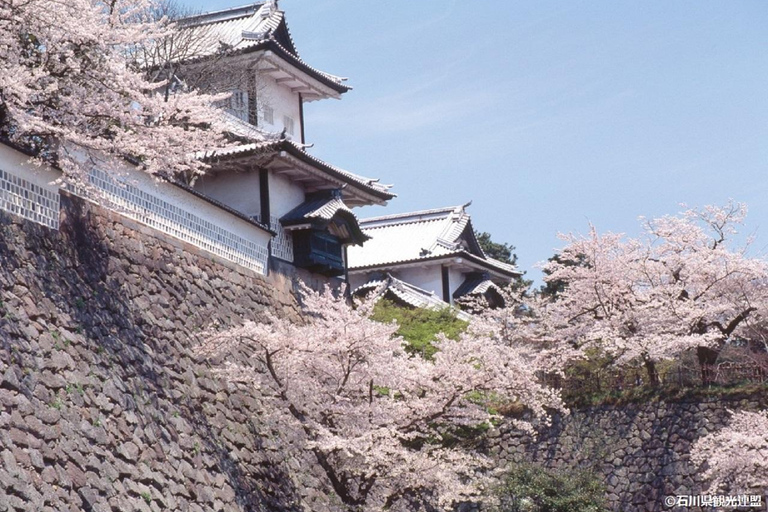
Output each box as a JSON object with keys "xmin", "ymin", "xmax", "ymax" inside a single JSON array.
[
  {"xmin": 228, "ymin": 90, "xmax": 249, "ymax": 122},
  {"xmin": 269, "ymin": 215, "xmax": 294, "ymax": 262},
  {"xmin": 255, "ymin": 214, "xmax": 294, "ymax": 262},
  {"xmin": 88, "ymin": 169, "xmax": 269, "ymax": 275},
  {"xmin": 0, "ymin": 168, "xmax": 60, "ymax": 229}
]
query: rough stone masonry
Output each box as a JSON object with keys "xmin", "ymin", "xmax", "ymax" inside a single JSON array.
[
  {"xmin": 1, "ymin": 193, "xmax": 767, "ymax": 512},
  {"xmin": 0, "ymin": 193, "xmax": 343, "ymax": 511}
]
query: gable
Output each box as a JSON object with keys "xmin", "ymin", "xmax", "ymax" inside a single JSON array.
[{"xmin": 272, "ymin": 18, "xmax": 298, "ymax": 57}]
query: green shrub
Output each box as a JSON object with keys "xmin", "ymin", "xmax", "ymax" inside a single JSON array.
[
  {"xmin": 492, "ymin": 462, "xmax": 608, "ymax": 512},
  {"xmin": 370, "ymin": 299, "xmax": 467, "ymax": 358}
]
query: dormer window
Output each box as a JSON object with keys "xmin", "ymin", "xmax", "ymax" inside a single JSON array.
[{"xmin": 280, "ymin": 189, "xmax": 371, "ymax": 277}]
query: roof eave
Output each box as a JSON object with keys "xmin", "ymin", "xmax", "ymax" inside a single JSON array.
[
  {"xmin": 278, "ymin": 142, "xmax": 394, "ymax": 203},
  {"xmin": 179, "ymin": 39, "xmax": 351, "ymax": 95},
  {"xmin": 349, "ymin": 251, "xmax": 521, "ymax": 279},
  {"xmin": 282, "ymin": 211, "xmax": 371, "ymax": 246},
  {"xmin": 259, "ymin": 44, "xmax": 350, "ymax": 97},
  {"xmin": 199, "ymin": 141, "xmax": 394, "ymax": 205}
]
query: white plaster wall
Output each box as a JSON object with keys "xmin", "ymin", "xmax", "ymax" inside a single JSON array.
[
  {"xmin": 448, "ymin": 267, "xmax": 466, "ymax": 304},
  {"xmin": 193, "ymin": 171, "xmax": 261, "ymax": 219},
  {"xmin": 259, "ymin": 76, "xmax": 302, "ymax": 140},
  {"xmin": 347, "ymin": 267, "xmax": 444, "ymax": 299},
  {"xmin": 348, "ymin": 264, "xmax": 469, "ymax": 305},
  {"xmin": 394, "ymin": 266, "xmax": 444, "ymax": 299},
  {"xmin": 193, "ymin": 168, "xmax": 306, "ymax": 222},
  {"xmin": 0, "ymin": 143, "xmax": 272, "ymax": 273},
  {"xmin": 0, "ymin": 144, "xmax": 62, "ymax": 188},
  {"xmin": 269, "ymin": 172, "xmax": 305, "ymax": 218}
]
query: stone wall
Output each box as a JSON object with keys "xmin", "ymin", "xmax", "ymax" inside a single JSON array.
[
  {"xmin": 0, "ymin": 194, "xmax": 343, "ymax": 511},
  {"xmin": 487, "ymin": 394, "xmax": 768, "ymax": 512},
  {"xmin": 2, "ymin": 192, "xmax": 768, "ymax": 512}
]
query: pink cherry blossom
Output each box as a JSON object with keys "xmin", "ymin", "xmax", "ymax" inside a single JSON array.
[
  {"xmin": 539, "ymin": 201, "xmax": 768, "ymax": 386},
  {"xmin": 691, "ymin": 409, "xmax": 768, "ymax": 494},
  {"xmin": 0, "ymin": 0, "xmax": 228, "ymax": 182},
  {"xmin": 197, "ymin": 283, "xmax": 563, "ymax": 510}
]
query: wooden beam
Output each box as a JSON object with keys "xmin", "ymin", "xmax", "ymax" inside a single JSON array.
[
  {"xmin": 442, "ymin": 266, "xmax": 451, "ymax": 303},
  {"xmin": 259, "ymin": 169, "xmax": 270, "ymax": 226}
]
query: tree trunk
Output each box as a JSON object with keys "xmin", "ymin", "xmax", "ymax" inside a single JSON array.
[
  {"xmin": 697, "ymin": 346, "xmax": 720, "ymax": 385},
  {"xmin": 643, "ymin": 357, "xmax": 660, "ymax": 388}
]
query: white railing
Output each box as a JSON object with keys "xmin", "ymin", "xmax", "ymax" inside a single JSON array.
[
  {"xmin": 88, "ymin": 169, "xmax": 270, "ymax": 275},
  {"xmin": 0, "ymin": 168, "xmax": 60, "ymax": 229}
]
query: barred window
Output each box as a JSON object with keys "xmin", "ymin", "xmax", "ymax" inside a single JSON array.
[{"xmin": 0, "ymin": 168, "xmax": 59, "ymax": 229}]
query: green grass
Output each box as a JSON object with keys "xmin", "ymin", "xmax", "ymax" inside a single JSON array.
[{"xmin": 370, "ymin": 299, "xmax": 468, "ymax": 359}]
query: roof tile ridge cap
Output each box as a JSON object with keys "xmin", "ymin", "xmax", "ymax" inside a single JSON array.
[
  {"xmin": 360, "ymin": 216, "xmax": 444, "ymax": 231},
  {"xmin": 458, "ymin": 250, "xmax": 520, "ymax": 275},
  {"xmin": 306, "ymin": 196, "xmax": 357, "ymax": 219},
  {"xmin": 359, "ymin": 207, "xmax": 458, "ymax": 224},
  {"xmin": 177, "ymin": 3, "xmax": 263, "ymax": 27},
  {"xmin": 263, "ymin": 8, "xmax": 283, "ymax": 34},
  {"xmin": 275, "ymin": 9, "xmax": 302, "ymax": 59},
  {"xmin": 429, "ymin": 213, "xmax": 465, "ymax": 252},
  {"xmin": 283, "ymin": 137, "xmax": 313, "ymax": 151}
]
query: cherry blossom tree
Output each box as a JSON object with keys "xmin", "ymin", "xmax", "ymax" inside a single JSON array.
[
  {"xmin": 691, "ymin": 409, "xmax": 768, "ymax": 494},
  {"xmin": 539, "ymin": 202, "xmax": 768, "ymax": 386},
  {"xmin": 0, "ymin": 0, "xmax": 228, "ymax": 183},
  {"xmin": 196, "ymin": 284, "xmax": 564, "ymax": 510}
]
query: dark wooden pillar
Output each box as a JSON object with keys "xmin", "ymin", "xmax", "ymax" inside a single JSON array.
[
  {"xmin": 298, "ymin": 93, "xmax": 306, "ymax": 144},
  {"xmin": 259, "ymin": 169, "xmax": 270, "ymax": 226},
  {"xmin": 441, "ymin": 265, "xmax": 450, "ymax": 303},
  {"xmin": 248, "ymin": 76, "xmax": 258, "ymax": 126}
]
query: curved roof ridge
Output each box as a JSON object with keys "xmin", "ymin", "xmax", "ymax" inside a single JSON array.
[
  {"xmin": 177, "ymin": 3, "xmax": 266, "ymax": 27},
  {"xmin": 353, "ymin": 274, "xmax": 473, "ymax": 320},
  {"xmin": 173, "ymin": 4, "xmax": 351, "ymax": 93},
  {"xmin": 360, "ymin": 203, "xmax": 470, "ymax": 226}
]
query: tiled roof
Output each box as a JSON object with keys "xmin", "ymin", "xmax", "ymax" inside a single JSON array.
[
  {"xmin": 281, "ymin": 196, "xmax": 352, "ymax": 224},
  {"xmin": 354, "ymin": 274, "xmax": 472, "ymax": 321},
  {"xmin": 175, "ymin": 3, "xmax": 350, "ymax": 93},
  {"xmin": 199, "ymin": 138, "xmax": 395, "ymax": 201},
  {"xmin": 348, "ymin": 204, "xmax": 520, "ymax": 277},
  {"xmin": 453, "ymin": 277, "xmax": 501, "ymax": 299},
  {"xmin": 280, "ymin": 193, "xmax": 370, "ymax": 245}
]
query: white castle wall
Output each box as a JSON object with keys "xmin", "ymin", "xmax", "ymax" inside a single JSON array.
[{"xmin": 0, "ymin": 143, "xmax": 272, "ymax": 275}]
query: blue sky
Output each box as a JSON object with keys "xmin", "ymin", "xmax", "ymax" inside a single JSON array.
[{"xmin": 184, "ymin": 0, "xmax": 768, "ymax": 284}]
